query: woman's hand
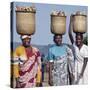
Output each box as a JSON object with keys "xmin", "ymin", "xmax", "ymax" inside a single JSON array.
[
  {"xmin": 79, "ymin": 73, "xmax": 83, "ymax": 79},
  {"xmin": 46, "ymin": 62, "xmax": 49, "ymax": 72},
  {"xmin": 70, "ymin": 73, "xmax": 75, "ymax": 84},
  {"xmin": 16, "ymin": 77, "xmax": 21, "ymax": 88}
]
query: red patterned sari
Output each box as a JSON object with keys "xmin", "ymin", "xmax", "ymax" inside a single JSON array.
[{"xmin": 18, "ymin": 47, "xmax": 41, "ymax": 88}]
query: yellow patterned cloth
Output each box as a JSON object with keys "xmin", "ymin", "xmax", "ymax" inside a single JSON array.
[{"xmin": 12, "ymin": 45, "xmax": 42, "ymax": 85}]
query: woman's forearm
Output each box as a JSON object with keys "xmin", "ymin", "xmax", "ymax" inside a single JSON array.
[
  {"xmin": 80, "ymin": 58, "xmax": 88, "ymax": 76},
  {"xmin": 68, "ymin": 15, "xmax": 74, "ymax": 44}
]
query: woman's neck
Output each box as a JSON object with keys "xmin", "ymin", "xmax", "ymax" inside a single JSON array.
[{"xmin": 78, "ymin": 43, "xmax": 83, "ymax": 50}]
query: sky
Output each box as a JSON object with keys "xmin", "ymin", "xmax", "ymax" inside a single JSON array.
[{"xmin": 11, "ymin": 2, "xmax": 88, "ymax": 45}]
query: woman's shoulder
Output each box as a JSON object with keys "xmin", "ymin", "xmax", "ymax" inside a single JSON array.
[
  {"xmin": 49, "ymin": 44, "xmax": 55, "ymax": 50},
  {"xmin": 82, "ymin": 44, "xmax": 88, "ymax": 51},
  {"xmin": 15, "ymin": 45, "xmax": 25, "ymax": 51},
  {"xmin": 83, "ymin": 44, "xmax": 88, "ymax": 48},
  {"xmin": 62, "ymin": 44, "xmax": 70, "ymax": 49},
  {"xmin": 32, "ymin": 46, "xmax": 40, "ymax": 53},
  {"xmin": 63, "ymin": 44, "xmax": 74, "ymax": 53}
]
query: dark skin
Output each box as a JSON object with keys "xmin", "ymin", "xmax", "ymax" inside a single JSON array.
[
  {"xmin": 68, "ymin": 15, "xmax": 88, "ymax": 79},
  {"xmin": 22, "ymin": 37, "xmax": 31, "ymax": 48},
  {"xmin": 68, "ymin": 15, "xmax": 74, "ymax": 45},
  {"xmin": 53, "ymin": 34, "xmax": 62, "ymax": 46},
  {"xmin": 75, "ymin": 34, "xmax": 83, "ymax": 50},
  {"xmin": 21, "ymin": 37, "xmax": 32, "ymax": 54}
]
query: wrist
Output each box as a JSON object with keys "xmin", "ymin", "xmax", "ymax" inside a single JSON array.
[
  {"xmin": 16, "ymin": 77, "xmax": 19, "ymax": 81},
  {"xmin": 80, "ymin": 73, "xmax": 83, "ymax": 76}
]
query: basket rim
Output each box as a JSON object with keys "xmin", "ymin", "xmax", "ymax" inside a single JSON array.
[
  {"xmin": 16, "ymin": 11, "xmax": 36, "ymax": 13},
  {"xmin": 51, "ymin": 15, "xmax": 66, "ymax": 17},
  {"xmin": 72, "ymin": 14, "xmax": 87, "ymax": 17}
]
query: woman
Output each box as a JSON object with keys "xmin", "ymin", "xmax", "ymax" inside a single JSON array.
[
  {"xmin": 47, "ymin": 34, "xmax": 74, "ymax": 86},
  {"xmin": 68, "ymin": 15, "xmax": 88, "ymax": 84},
  {"xmin": 12, "ymin": 35, "xmax": 42, "ymax": 88}
]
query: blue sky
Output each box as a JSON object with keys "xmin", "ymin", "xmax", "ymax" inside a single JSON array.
[{"xmin": 12, "ymin": 2, "xmax": 88, "ymax": 45}]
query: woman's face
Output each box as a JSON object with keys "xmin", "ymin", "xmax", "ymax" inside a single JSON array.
[
  {"xmin": 76, "ymin": 34, "xmax": 83, "ymax": 47},
  {"xmin": 22, "ymin": 38, "xmax": 31, "ymax": 47},
  {"xmin": 54, "ymin": 35, "xmax": 62, "ymax": 46}
]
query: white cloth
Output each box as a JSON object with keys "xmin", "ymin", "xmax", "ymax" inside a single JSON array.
[
  {"xmin": 21, "ymin": 35, "xmax": 31, "ymax": 39},
  {"xmin": 74, "ymin": 44, "xmax": 88, "ymax": 84}
]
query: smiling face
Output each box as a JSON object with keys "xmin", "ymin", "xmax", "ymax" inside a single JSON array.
[
  {"xmin": 75, "ymin": 33, "xmax": 83, "ymax": 47},
  {"xmin": 54, "ymin": 34, "xmax": 62, "ymax": 46},
  {"xmin": 22, "ymin": 37, "xmax": 31, "ymax": 47}
]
